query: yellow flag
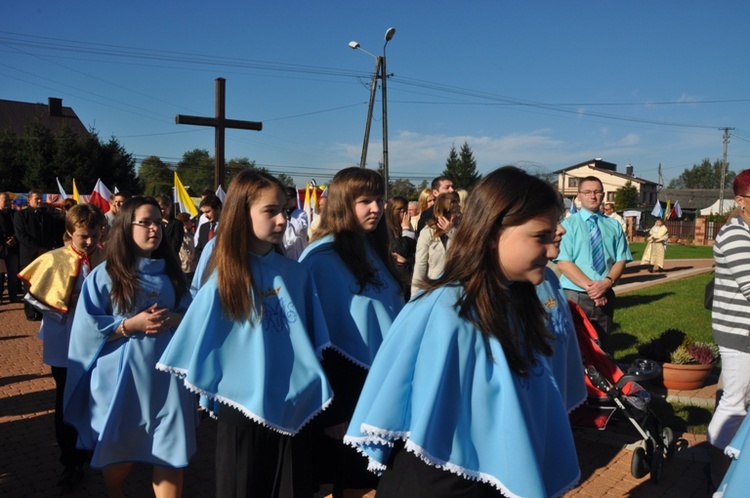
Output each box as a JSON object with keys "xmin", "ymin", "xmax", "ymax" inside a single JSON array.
[
  {"xmin": 72, "ymin": 179, "xmax": 80, "ymax": 203},
  {"xmin": 664, "ymin": 200, "xmax": 671, "ymax": 220},
  {"xmin": 174, "ymin": 172, "xmax": 199, "ymax": 217}
]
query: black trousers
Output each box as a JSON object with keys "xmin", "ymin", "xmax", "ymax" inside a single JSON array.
[
  {"xmin": 1, "ymin": 252, "xmax": 20, "ymax": 300},
  {"xmin": 51, "ymin": 366, "xmax": 89, "ymax": 467},
  {"xmin": 565, "ymin": 288, "xmax": 615, "ymax": 352}
]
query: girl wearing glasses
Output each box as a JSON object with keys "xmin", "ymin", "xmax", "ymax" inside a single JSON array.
[{"xmin": 64, "ymin": 196, "xmax": 196, "ymax": 498}]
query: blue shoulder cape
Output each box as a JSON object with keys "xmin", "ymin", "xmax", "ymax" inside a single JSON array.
[
  {"xmin": 158, "ymin": 250, "xmax": 333, "ymax": 435},
  {"xmin": 716, "ymin": 415, "xmax": 750, "ymax": 498},
  {"xmin": 64, "ymin": 258, "xmax": 197, "ymax": 469},
  {"xmin": 536, "ymin": 267, "xmax": 587, "ymax": 412},
  {"xmin": 343, "ymin": 285, "xmax": 580, "ymax": 498},
  {"xmin": 299, "ymin": 234, "xmax": 404, "ymax": 368}
]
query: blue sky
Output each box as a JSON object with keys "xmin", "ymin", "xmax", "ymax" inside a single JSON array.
[{"xmin": 2, "ymin": 1, "xmax": 749, "ymax": 188}]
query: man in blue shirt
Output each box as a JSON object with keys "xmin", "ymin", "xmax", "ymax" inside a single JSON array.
[{"xmin": 556, "ymin": 176, "xmax": 631, "ymax": 351}]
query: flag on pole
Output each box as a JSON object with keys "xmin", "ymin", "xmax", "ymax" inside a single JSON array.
[
  {"xmin": 663, "ymin": 200, "xmax": 672, "ymax": 220},
  {"xmin": 673, "ymin": 200, "xmax": 683, "ymax": 219},
  {"xmin": 72, "ymin": 179, "xmax": 80, "ymax": 203},
  {"xmin": 651, "ymin": 200, "xmax": 663, "ymax": 218},
  {"xmin": 174, "ymin": 172, "xmax": 199, "ymax": 217},
  {"xmin": 55, "ymin": 177, "xmax": 68, "ymax": 199},
  {"xmin": 303, "ymin": 183, "xmax": 313, "ymax": 220},
  {"xmin": 569, "ymin": 199, "xmax": 578, "ymax": 215},
  {"xmin": 215, "ymin": 185, "xmax": 226, "ymax": 203},
  {"xmin": 89, "ymin": 179, "xmax": 112, "ymax": 213}
]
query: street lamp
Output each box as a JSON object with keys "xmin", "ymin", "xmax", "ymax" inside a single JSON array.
[{"xmin": 349, "ymin": 27, "xmax": 396, "ymax": 199}]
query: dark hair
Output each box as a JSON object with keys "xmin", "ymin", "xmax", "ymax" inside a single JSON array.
[
  {"xmin": 28, "ymin": 189, "xmax": 42, "ymax": 197},
  {"xmin": 112, "ymin": 191, "xmax": 132, "ymax": 201},
  {"xmin": 431, "ymin": 176, "xmax": 452, "ymax": 191},
  {"xmin": 312, "ymin": 167, "xmax": 400, "ymax": 294},
  {"xmin": 733, "ymin": 169, "xmax": 750, "ymax": 196},
  {"xmin": 386, "ymin": 196, "xmax": 408, "ymax": 239},
  {"xmin": 62, "ymin": 198, "xmax": 78, "ymax": 211},
  {"xmin": 199, "ymin": 194, "xmax": 222, "ymax": 211},
  {"xmin": 578, "ymin": 176, "xmax": 603, "ymax": 191},
  {"xmin": 422, "ymin": 166, "xmax": 563, "ymax": 375},
  {"xmin": 206, "ymin": 170, "xmax": 286, "ymax": 321},
  {"xmin": 105, "ymin": 196, "xmax": 187, "ymax": 314}
]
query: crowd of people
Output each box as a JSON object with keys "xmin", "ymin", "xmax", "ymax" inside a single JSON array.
[{"xmin": 0, "ymin": 166, "xmax": 747, "ymax": 497}]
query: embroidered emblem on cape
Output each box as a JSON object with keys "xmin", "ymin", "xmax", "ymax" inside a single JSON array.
[
  {"xmin": 543, "ymin": 296, "xmax": 557, "ymax": 309},
  {"xmin": 146, "ymin": 290, "xmax": 161, "ymax": 299},
  {"xmin": 261, "ymin": 286, "xmax": 281, "ymax": 298},
  {"xmin": 262, "ymin": 295, "xmax": 299, "ymax": 332}
]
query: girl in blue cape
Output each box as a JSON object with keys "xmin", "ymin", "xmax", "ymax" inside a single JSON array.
[
  {"xmin": 157, "ymin": 170, "xmax": 333, "ymax": 497},
  {"xmin": 299, "ymin": 167, "xmax": 405, "ymax": 496},
  {"xmin": 344, "ymin": 167, "xmax": 581, "ymax": 497},
  {"xmin": 64, "ymin": 197, "xmax": 196, "ymax": 498}
]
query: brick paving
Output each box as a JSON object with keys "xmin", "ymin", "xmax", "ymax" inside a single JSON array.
[{"xmin": 0, "ymin": 259, "xmax": 716, "ymax": 497}]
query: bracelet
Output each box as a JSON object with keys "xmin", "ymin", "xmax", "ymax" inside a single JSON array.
[
  {"xmin": 120, "ymin": 319, "xmax": 130, "ymax": 338},
  {"xmin": 604, "ymin": 276, "xmax": 614, "ymax": 284}
]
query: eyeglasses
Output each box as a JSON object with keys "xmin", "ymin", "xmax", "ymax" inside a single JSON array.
[
  {"xmin": 579, "ymin": 190, "xmax": 604, "ymax": 197},
  {"xmin": 132, "ymin": 220, "xmax": 163, "ymax": 230},
  {"xmin": 737, "ymin": 195, "xmax": 750, "ymax": 199}
]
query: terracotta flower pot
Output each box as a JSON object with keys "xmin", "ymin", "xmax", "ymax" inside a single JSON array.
[{"xmin": 661, "ymin": 362, "xmax": 713, "ymax": 390}]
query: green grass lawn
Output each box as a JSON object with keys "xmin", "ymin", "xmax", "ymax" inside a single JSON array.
[
  {"xmin": 610, "ymin": 272, "xmax": 714, "ymax": 362},
  {"xmin": 627, "ymin": 242, "xmax": 714, "ymax": 261}
]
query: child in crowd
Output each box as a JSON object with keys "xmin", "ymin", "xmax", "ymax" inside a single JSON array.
[
  {"xmin": 18, "ymin": 204, "xmax": 106, "ymax": 491},
  {"xmin": 344, "ymin": 166, "xmax": 580, "ymax": 497},
  {"xmin": 158, "ymin": 170, "xmax": 332, "ymax": 497},
  {"xmin": 299, "ymin": 167, "xmax": 404, "ymax": 496},
  {"xmin": 64, "ymin": 197, "xmax": 196, "ymax": 498}
]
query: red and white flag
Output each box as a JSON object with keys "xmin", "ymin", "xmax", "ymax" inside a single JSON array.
[{"xmin": 89, "ymin": 178, "xmax": 112, "ymax": 214}]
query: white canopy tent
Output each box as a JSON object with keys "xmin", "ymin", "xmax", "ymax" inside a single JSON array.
[{"xmin": 698, "ymin": 199, "xmax": 736, "ymax": 215}]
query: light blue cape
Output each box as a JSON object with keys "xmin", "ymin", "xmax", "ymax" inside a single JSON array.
[
  {"xmin": 536, "ymin": 267, "xmax": 587, "ymax": 412},
  {"xmin": 343, "ymin": 285, "xmax": 580, "ymax": 498},
  {"xmin": 716, "ymin": 415, "xmax": 750, "ymax": 498},
  {"xmin": 299, "ymin": 234, "xmax": 404, "ymax": 368},
  {"xmin": 158, "ymin": 250, "xmax": 333, "ymax": 435}
]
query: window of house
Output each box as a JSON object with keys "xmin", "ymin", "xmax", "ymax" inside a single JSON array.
[
  {"xmin": 607, "ymin": 192, "xmax": 615, "ymax": 202},
  {"xmin": 568, "ymin": 177, "xmax": 579, "ymax": 188}
]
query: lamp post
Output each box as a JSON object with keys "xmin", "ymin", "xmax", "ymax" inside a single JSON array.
[{"xmin": 349, "ymin": 27, "xmax": 396, "ymax": 199}]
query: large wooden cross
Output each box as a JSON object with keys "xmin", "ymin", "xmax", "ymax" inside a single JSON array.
[{"xmin": 175, "ymin": 77, "xmax": 262, "ymax": 190}]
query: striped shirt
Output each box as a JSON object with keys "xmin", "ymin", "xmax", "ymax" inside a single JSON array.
[{"xmin": 712, "ymin": 215, "xmax": 750, "ymax": 352}]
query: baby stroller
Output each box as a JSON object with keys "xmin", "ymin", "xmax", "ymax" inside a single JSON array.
[{"xmin": 568, "ymin": 301, "xmax": 675, "ymax": 483}]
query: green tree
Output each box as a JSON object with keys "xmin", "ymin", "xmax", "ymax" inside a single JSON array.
[
  {"xmin": 139, "ymin": 156, "xmax": 173, "ymax": 196},
  {"xmin": 177, "ymin": 149, "xmax": 214, "ymax": 193},
  {"xmin": 390, "ymin": 178, "xmax": 417, "ymax": 199},
  {"xmin": 442, "ymin": 142, "xmax": 481, "ymax": 190},
  {"xmin": 668, "ymin": 158, "xmax": 735, "ymax": 189},
  {"xmin": 614, "ymin": 181, "xmax": 640, "ymax": 210}
]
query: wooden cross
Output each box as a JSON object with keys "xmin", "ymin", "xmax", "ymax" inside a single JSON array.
[{"xmin": 175, "ymin": 77, "xmax": 262, "ymax": 190}]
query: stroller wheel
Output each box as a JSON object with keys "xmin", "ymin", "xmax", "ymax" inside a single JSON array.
[
  {"xmin": 661, "ymin": 427, "xmax": 675, "ymax": 458},
  {"xmin": 649, "ymin": 447, "xmax": 664, "ymax": 483},
  {"xmin": 631, "ymin": 447, "xmax": 650, "ymax": 479}
]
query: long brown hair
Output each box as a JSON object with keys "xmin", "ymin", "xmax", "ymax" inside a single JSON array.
[
  {"xmin": 426, "ymin": 193, "xmax": 460, "ymax": 239},
  {"xmin": 106, "ymin": 196, "xmax": 187, "ymax": 314},
  {"xmin": 422, "ymin": 166, "xmax": 562, "ymax": 375},
  {"xmin": 386, "ymin": 195, "xmax": 408, "ymax": 239},
  {"xmin": 205, "ymin": 170, "xmax": 286, "ymax": 322},
  {"xmin": 311, "ymin": 167, "xmax": 400, "ymax": 294}
]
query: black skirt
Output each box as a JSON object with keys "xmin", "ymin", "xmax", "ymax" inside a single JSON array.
[
  {"xmin": 215, "ymin": 405, "xmax": 314, "ymax": 498},
  {"xmin": 377, "ymin": 445, "xmax": 504, "ymax": 498}
]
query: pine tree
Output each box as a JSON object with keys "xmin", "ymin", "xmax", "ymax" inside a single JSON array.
[{"xmin": 442, "ymin": 141, "xmax": 481, "ymax": 190}]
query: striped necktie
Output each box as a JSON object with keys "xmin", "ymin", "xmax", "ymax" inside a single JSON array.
[{"xmin": 588, "ymin": 216, "xmax": 606, "ymax": 274}]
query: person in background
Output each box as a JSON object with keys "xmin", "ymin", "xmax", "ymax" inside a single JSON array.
[
  {"xmin": 299, "ymin": 167, "xmax": 404, "ymax": 497},
  {"xmin": 14, "ymin": 189, "xmax": 65, "ymax": 320},
  {"xmin": 104, "ymin": 192, "xmax": 130, "ymax": 230},
  {"xmin": 707, "ymin": 169, "xmax": 750, "ymax": 486},
  {"xmin": 175, "ymin": 212, "xmax": 196, "ymax": 281},
  {"xmin": 18, "ymin": 204, "xmax": 106, "ymax": 491},
  {"xmin": 556, "ymin": 176, "xmax": 631, "ymax": 352},
  {"xmin": 155, "ymin": 194, "xmax": 184, "ymax": 259},
  {"xmin": 308, "ymin": 188, "xmax": 328, "ymax": 241},
  {"xmin": 344, "ymin": 166, "xmax": 579, "ymax": 497},
  {"xmin": 407, "ymin": 200, "xmax": 420, "ymax": 232},
  {"xmin": 603, "ymin": 202, "xmax": 627, "ymax": 235},
  {"xmin": 195, "ymin": 194, "xmax": 222, "ymax": 262},
  {"xmin": 158, "ymin": 170, "xmax": 332, "ymax": 497},
  {"xmin": 411, "ymin": 193, "xmax": 461, "ymax": 297},
  {"xmin": 386, "ymin": 196, "xmax": 417, "ymax": 300},
  {"xmin": 641, "ymin": 218, "xmax": 669, "ymax": 273},
  {"xmin": 0, "ymin": 192, "xmax": 22, "ymax": 304},
  {"xmin": 282, "ymin": 186, "xmax": 309, "ymax": 261},
  {"xmin": 456, "ymin": 188, "xmax": 468, "ymax": 212},
  {"xmin": 417, "ymin": 176, "xmax": 454, "ymax": 234},
  {"xmin": 64, "ymin": 197, "xmax": 196, "ymax": 498}
]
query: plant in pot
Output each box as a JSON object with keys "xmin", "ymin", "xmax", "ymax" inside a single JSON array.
[{"xmin": 637, "ymin": 329, "xmax": 719, "ymax": 390}]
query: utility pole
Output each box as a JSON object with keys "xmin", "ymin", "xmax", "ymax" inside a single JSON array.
[
  {"xmin": 718, "ymin": 127, "xmax": 734, "ymax": 214},
  {"xmin": 359, "ymin": 57, "xmax": 382, "ymax": 169}
]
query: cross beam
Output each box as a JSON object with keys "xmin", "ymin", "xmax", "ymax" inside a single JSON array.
[{"xmin": 175, "ymin": 78, "xmax": 262, "ymax": 190}]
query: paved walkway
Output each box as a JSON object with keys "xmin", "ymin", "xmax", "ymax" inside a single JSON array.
[{"xmin": 0, "ymin": 259, "xmax": 716, "ymax": 497}]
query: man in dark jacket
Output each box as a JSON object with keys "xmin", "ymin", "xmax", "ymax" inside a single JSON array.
[
  {"xmin": 14, "ymin": 190, "xmax": 64, "ymax": 319},
  {"xmin": 0, "ymin": 192, "xmax": 22, "ymax": 303}
]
